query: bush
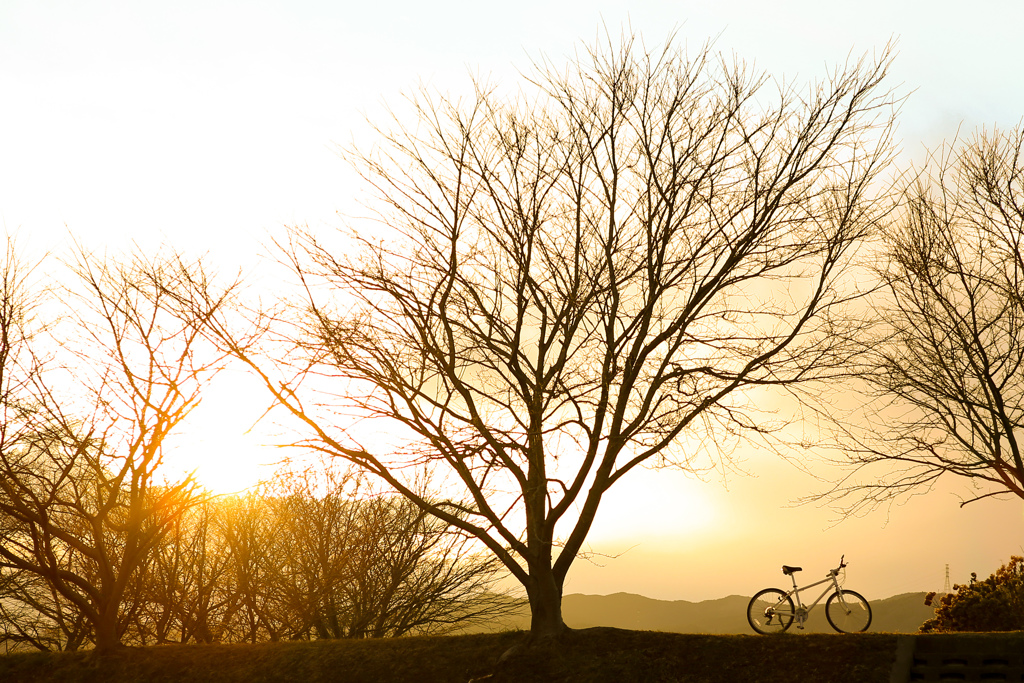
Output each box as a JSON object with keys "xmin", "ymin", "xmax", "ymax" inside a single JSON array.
[{"xmin": 921, "ymin": 556, "xmax": 1024, "ymax": 632}]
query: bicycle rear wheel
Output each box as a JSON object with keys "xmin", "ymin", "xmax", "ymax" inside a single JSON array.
[
  {"xmin": 825, "ymin": 589, "xmax": 871, "ymax": 633},
  {"xmin": 747, "ymin": 588, "xmax": 795, "ymax": 634}
]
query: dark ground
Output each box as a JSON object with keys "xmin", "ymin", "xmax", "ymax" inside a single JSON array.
[{"xmin": 0, "ymin": 629, "xmax": 904, "ymax": 683}]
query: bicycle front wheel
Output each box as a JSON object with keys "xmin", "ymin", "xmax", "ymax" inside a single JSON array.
[
  {"xmin": 747, "ymin": 588, "xmax": 795, "ymax": 634},
  {"xmin": 825, "ymin": 589, "xmax": 871, "ymax": 633}
]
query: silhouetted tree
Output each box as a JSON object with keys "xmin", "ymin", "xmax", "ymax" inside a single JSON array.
[
  {"xmin": 0, "ymin": 239, "xmax": 74, "ymax": 654},
  {"xmin": 824, "ymin": 126, "xmax": 1024, "ymax": 512},
  {"xmin": 215, "ymin": 492, "xmax": 288, "ymax": 643},
  {"xmin": 335, "ymin": 492, "xmax": 511, "ymax": 638},
  {"xmin": 172, "ymin": 34, "xmax": 897, "ymax": 639},
  {"xmin": 0, "ymin": 247, "xmax": 221, "ymax": 653},
  {"xmin": 266, "ymin": 464, "xmax": 512, "ymax": 639},
  {"xmin": 268, "ymin": 467, "xmax": 374, "ymax": 640},
  {"xmin": 127, "ymin": 498, "xmax": 235, "ymax": 645},
  {"xmin": 0, "ymin": 562, "xmax": 91, "ymax": 653}
]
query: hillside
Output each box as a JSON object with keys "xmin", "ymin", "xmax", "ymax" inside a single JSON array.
[{"xmin": 479, "ymin": 591, "xmax": 936, "ymax": 634}]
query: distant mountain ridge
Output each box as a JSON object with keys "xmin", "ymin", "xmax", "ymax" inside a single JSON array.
[{"xmin": 478, "ymin": 591, "xmax": 936, "ymax": 635}]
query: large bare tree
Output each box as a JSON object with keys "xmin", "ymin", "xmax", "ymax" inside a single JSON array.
[
  {"xmin": 825, "ymin": 126, "xmax": 1024, "ymax": 511},
  {"xmin": 175, "ymin": 35, "xmax": 896, "ymax": 639}
]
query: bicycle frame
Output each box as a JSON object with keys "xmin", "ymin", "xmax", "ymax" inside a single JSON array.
[{"xmin": 785, "ymin": 571, "xmax": 844, "ymax": 626}]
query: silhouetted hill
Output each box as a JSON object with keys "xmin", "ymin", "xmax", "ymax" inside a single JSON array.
[
  {"xmin": 564, "ymin": 593, "xmax": 751, "ymax": 633},
  {"xmin": 870, "ymin": 592, "xmax": 942, "ymax": 632},
  {"xmin": 477, "ymin": 591, "xmax": 936, "ymax": 634}
]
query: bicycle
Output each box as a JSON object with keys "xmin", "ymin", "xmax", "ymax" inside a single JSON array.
[{"xmin": 747, "ymin": 555, "xmax": 871, "ymax": 634}]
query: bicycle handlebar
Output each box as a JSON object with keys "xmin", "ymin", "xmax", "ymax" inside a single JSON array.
[{"xmin": 829, "ymin": 554, "xmax": 847, "ymax": 577}]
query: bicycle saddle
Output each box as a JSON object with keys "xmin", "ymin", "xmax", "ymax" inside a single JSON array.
[{"xmin": 782, "ymin": 565, "xmax": 802, "ymax": 575}]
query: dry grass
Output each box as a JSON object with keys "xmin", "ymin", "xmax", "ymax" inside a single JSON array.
[{"xmin": 0, "ymin": 629, "xmax": 901, "ymax": 683}]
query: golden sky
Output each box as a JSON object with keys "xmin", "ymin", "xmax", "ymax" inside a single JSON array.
[{"xmin": 2, "ymin": 0, "xmax": 1023, "ymax": 602}]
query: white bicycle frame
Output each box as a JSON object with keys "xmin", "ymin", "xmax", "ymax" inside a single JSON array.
[{"xmin": 783, "ymin": 567, "xmax": 847, "ymax": 628}]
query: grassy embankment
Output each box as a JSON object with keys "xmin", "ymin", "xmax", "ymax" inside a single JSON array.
[{"xmin": 0, "ymin": 629, "xmax": 901, "ymax": 683}]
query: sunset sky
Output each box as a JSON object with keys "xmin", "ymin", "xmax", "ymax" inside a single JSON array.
[{"xmin": 2, "ymin": 0, "xmax": 1023, "ymax": 604}]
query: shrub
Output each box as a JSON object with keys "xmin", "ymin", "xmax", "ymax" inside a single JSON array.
[{"xmin": 921, "ymin": 556, "xmax": 1024, "ymax": 632}]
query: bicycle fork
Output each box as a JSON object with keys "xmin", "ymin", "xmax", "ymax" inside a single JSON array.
[{"xmin": 831, "ymin": 588, "xmax": 854, "ymax": 616}]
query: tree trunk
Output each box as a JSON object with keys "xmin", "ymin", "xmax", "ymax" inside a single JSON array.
[
  {"xmin": 92, "ymin": 608, "xmax": 123, "ymax": 655},
  {"xmin": 526, "ymin": 563, "xmax": 567, "ymax": 640}
]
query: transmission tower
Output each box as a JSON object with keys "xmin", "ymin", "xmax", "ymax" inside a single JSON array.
[{"xmin": 942, "ymin": 564, "xmax": 952, "ymax": 593}]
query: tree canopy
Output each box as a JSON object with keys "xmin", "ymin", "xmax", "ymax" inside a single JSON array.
[{"xmin": 825, "ymin": 126, "xmax": 1024, "ymax": 512}]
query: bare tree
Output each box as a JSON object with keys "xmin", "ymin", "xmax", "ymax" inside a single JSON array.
[
  {"xmin": 0, "ymin": 561, "xmax": 92, "ymax": 653},
  {"xmin": 0, "ymin": 239, "xmax": 67, "ymax": 654},
  {"xmin": 0, "ymin": 236, "xmax": 44, "ymax": 468},
  {"xmin": 268, "ymin": 466, "xmax": 366, "ymax": 640},
  {"xmin": 0, "ymin": 238, "xmax": 90, "ymax": 654},
  {"xmin": 174, "ymin": 34, "xmax": 896, "ymax": 639},
  {"xmin": 0, "ymin": 248, "xmax": 222, "ymax": 653},
  {"xmin": 266, "ymin": 464, "xmax": 512, "ymax": 640},
  {"xmin": 330, "ymin": 489, "xmax": 511, "ymax": 638},
  {"xmin": 824, "ymin": 126, "xmax": 1024, "ymax": 511},
  {"xmin": 214, "ymin": 492, "xmax": 289, "ymax": 643},
  {"xmin": 126, "ymin": 498, "xmax": 235, "ymax": 645}
]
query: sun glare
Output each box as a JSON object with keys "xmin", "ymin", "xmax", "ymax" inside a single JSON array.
[
  {"xmin": 592, "ymin": 468, "xmax": 718, "ymax": 543},
  {"xmin": 161, "ymin": 370, "xmax": 284, "ymax": 494}
]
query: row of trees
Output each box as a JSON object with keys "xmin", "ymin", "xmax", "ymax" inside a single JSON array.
[
  {"xmin": 0, "ymin": 467, "xmax": 507, "ymax": 652},
  {"xmin": 0, "ymin": 246, "xmax": 507, "ymax": 653},
  {"xmin": 2, "ymin": 32, "xmax": 1023, "ymax": 646}
]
